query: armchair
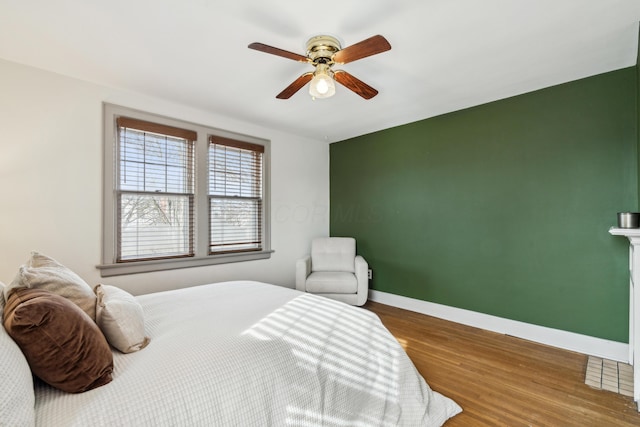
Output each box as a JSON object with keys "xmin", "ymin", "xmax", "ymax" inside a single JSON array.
[{"xmin": 296, "ymin": 237, "xmax": 368, "ymax": 306}]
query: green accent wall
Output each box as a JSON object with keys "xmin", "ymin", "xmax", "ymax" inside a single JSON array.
[
  {"xmin": 330, "ymin": 67, "xmax": 637, "ymax": 342},
  {"xmin": 638, "ymin": 29, "xmax": 640, "ymax": 201}
]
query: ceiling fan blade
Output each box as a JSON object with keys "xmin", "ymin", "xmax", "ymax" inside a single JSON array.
[
  {"xmin": 333, "ymin": 35, "xmax": 391, "ymax": 64},
  {"xmin": 333, "ymin": 70, "xmax": 378, "ymax": 99},
  {"xmin": 248, "ymin": 42, "xmax": 309, "ymax": 62},
  {"xmin": 276, "ymin": 72, "xmax": 314, "ymax": 99}
]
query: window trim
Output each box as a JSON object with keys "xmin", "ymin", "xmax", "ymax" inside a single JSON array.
[{"xmin": 98, "ymin": 103, "xmax": 272, "ymax": 277}]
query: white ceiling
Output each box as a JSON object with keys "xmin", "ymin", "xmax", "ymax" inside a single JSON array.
[{"xmin": 1, "ymin": 0, "xmax": 639, "ymax": 143}]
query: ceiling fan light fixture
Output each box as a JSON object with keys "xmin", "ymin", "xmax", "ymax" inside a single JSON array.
[{"xmin": 309, "ymin": 73, "xmax": 335, "ymax": 99}]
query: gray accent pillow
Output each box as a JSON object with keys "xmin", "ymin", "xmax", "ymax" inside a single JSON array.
[{"xmin": 0, "ymin": 282, "xmax": 36, "ymax": 426}]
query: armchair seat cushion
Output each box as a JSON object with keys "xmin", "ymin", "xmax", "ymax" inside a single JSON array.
[{"xmin": 305, "ymin": 272, "xmax": 358, "ymax": 294}]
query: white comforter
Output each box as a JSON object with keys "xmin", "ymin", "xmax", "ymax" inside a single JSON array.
[{"xmin": 35, "ymin": 281, "xmax": 461, "ymax": 426}]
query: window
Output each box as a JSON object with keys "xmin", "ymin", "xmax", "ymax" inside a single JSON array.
[
  {"xmin": 209, "ymin": 137, "xmax": 264, "ymax": 254},
  {"xmin": 117, "ymin": 117, "xmax": 195, "ymax": 261},
  {"xmin": 99, "ymin": 104, "xmax": 271, "ymax": 277}
]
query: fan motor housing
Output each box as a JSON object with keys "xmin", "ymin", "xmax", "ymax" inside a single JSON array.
[{"xmin": 306, "ymin": 35, "xmax": 341, "ymax": 64}]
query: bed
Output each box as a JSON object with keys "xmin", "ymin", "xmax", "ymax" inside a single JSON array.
[{"xmin": 2, "ymin": 277, "xmax": 461, "ymax": 426}]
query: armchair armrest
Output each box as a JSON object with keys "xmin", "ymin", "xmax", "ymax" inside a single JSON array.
[
  {"xmin": 354, "ymin": 255, "xmax": 369, "ymax": 306},
  {"xmin": 295, "ymin": 255, "xmax": 311, "ymax": 292}
]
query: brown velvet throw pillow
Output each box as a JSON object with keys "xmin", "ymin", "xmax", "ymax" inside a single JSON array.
[{"xmin": 3, "ymin": 288, "xmax": 113, "ymax": 393}]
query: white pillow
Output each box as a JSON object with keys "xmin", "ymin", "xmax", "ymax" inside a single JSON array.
[
  {"xmin": 5, "ymin": 252, "xmax": 96, "ymax": 321},
  {"xmin": 0, "ymin": 281, "xmax": 36, "ymax": 427},
  {"xmin": 95, "ymin": 284, "xmax": 150, "ymax": 353}
]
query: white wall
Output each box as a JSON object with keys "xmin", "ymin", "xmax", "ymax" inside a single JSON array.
[{"xmin": 0, "ymin": 59, "xmax": 329, "ymax": 295}]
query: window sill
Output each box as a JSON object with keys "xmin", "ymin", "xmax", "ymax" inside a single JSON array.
[{"xmin": 96, "ymin": 250, "xmax": 274, "ymax": 277}]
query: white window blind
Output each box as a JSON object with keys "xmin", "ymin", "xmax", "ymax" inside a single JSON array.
[
  {"xmin": 209, "ymin": 136, "xmax": 264, "ymax": 254},
  {"xmin": 116, "ymin": 117, "xmax": 196, "ymax": 262}
]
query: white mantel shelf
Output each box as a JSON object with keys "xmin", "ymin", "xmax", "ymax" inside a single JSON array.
[
  {"xmin": 609, "ymin": 227, "xmax": 640, "ymax": 408},
  {"xmin": 610, "ymin": 227, "xmax": 640, "ymax": 239}
]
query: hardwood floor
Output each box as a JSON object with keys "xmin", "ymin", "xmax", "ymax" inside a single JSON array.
[{"xmin": 364, "ymin": 301, "xmax": 640, "ymax": 426}]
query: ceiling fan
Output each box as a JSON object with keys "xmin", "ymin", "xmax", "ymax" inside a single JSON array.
[{"xmin": 248, "ymin": 34, "xmax": 391, "ymax": 100}]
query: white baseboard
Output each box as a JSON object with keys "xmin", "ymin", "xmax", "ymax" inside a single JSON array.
[{"xmin": 369, "ymin": 290, "xmax": 629, "ymax": 363}]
